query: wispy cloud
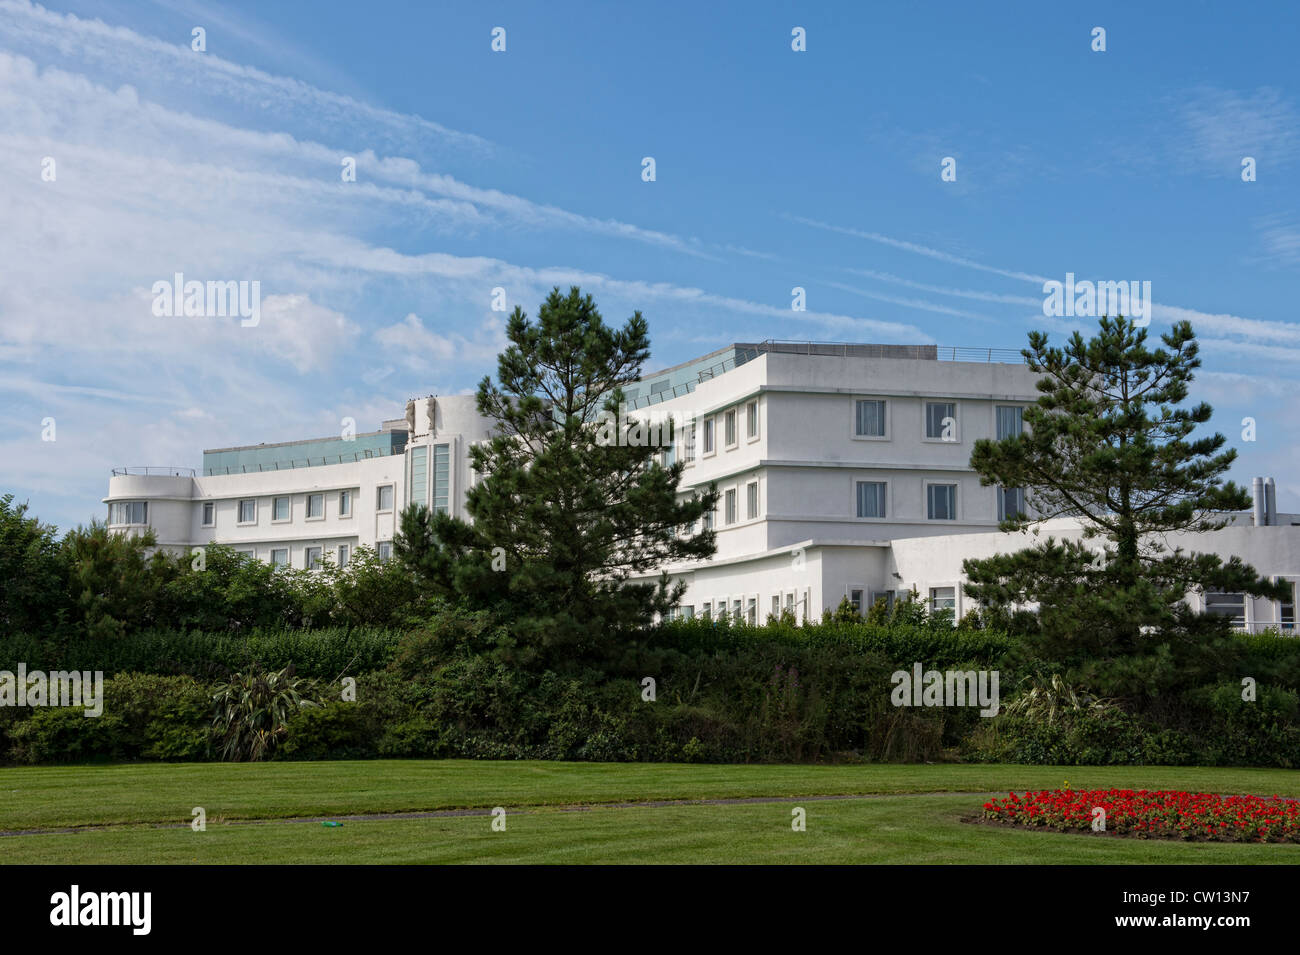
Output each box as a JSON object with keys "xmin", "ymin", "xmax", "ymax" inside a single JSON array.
[
  {"xmin": 787, "ymin": 215, "xmax": 1051, "ymax": 284},
  {"xmin": 844, "ymin": 269, "xmax": 1040, "ymax": 306},
  {"xmin": 826, "ymin": 280, "xmax": 997, "ymax": 322},
  {"xmin": 1178, "ymin": 85, "xmax": 1300, "ymax": 172}
]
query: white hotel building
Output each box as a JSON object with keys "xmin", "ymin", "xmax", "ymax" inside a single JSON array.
[{"xmin": 105, "ymin": 341, "xmax": 1300, "ymax": 632}]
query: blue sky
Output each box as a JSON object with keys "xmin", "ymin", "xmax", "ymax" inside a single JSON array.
[{"xmin": 2, "ymin": 0, "xmax": 1299, "ymax": 533}]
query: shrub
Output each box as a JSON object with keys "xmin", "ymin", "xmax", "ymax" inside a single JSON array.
[{"xmin": 212, "ymin": 664, "xmax": 320, "ymax": 761}]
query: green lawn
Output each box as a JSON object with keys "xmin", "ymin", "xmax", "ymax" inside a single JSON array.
[{"xmin": 3, "ymin": 761, "xmax": 1299, "ymax": 864}]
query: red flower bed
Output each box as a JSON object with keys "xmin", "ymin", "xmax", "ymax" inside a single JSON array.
[{"xmin": 983, "ymin": 789, "xmax": 1300, "ymax": 843}]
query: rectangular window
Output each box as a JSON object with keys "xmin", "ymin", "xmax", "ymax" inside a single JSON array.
[
  {"xmin": 270, "ymin": 547, "xmax": 289, "ymax": 568},
  {"xmin": 998, "ymin": 487, "xmax": 1024, "ymax": 522},
  {"xmin": 746, "ymin": 401, "xmax": 758, "ymax": 439},
  {"xmin": 339, "ymin": 490, "xmax": 352, "ymax": 518},
  {"xmin": 732, "ymin": 599, "xmax": 742, "ymax": 622},
  {"xmin": 110, "ymin": 501, "xmax": 149, "ymax": 525},
  {"xmin": 1205, "ymin": 590, "xmax": 1246, "ymax": 628},
  {"xmin": 305, "ymin": 546, "xmax": 322, "ymax": 570},
  {"xmin": 855, "ymin": 399, "xmax": 886, "ymax": 437},
  {"xmin": 996, "ymin": 405, "xmax": 1024, "ymax": 440},
  {"xmin": 703, "ymin": 506, "xmax": 714, "ymax": 531},
  {"xmin": 433, "ymin": 444, "xmax": 450, "ymax": 513},
  {"xmin": 746, "ymin": 481, "xmax": 758, "ymax": 520},
  {"xmin": 849, "ymin": 588, "xmax": 864, "ymax": 614},
  {"xmin": 235, "ymin": 548, "xmax": 254, "ymax": 559},
  {"xmin": 201, "ymin": 502, "xmax": 215, "ymax": 527},
  {"xmin": 306, "ymin": 493, "xmax": 324, "ymax": 519},
  {"xmin": 338, "ymin": 544, "xmax": 349, "ymax": 567},
  {"xmin": 238, "ymin": 499, "xmax": 256, "ymax": 524},
  {"xmin": 724, "ymin": 409, "xmax": 737, "ymax": 447},
  {"xmin": 772, "ymin": 595, "xmax": 781, "ymax": 619},
  {"xmin": 1280, "ymin": 582, "xmax": 1296, "ymax": 632},
  {"xmin": 746, "ymin": 597, "xmax": 757, "ymax": 626},
  {"xmin": 703, "ymin": 418, "xmax": 715, "ymax": 454},
  {"xmin": 927, "ymin": 484, "xmax": 957, "ymax": 520},
  {"xmin": 856, "ymin": 481, "xmax": 886, "ymax": 519},
  {"xmin": 684, "ymin": 424, "xmax": 697, "ymax": 463},
  {"xmin": 725, "ymin": 488, "xmax": 737, "ymax": 524},
  {"xmin": 377, "ymin": 541, "xmax": 393, "ymax": 562},
  {"xmin": 870, "ymin": 589, "xmax": 896, "ymax": 613},
  {"xmin": 926, "ymin": 401, "xmax": 956, "ymax": 440},
  {"xmin": 700, "ymin": 601, "xmax": 711, "ymax": 620},
  {"xmin": 681, "ymin": 605, "xmax": 695, "ymax": 620},
  {"xmin": 410, "ymin": 445, "xmax": 428, "ymax": 507},
  {"xmin": 785, "ymin": 592, "xmax": 795, "ymax": 615},
  {"xmin": 273, "ymin": 496, "xmax": 290, "ymax": 521},
  {"xmin": 377, "ymin": 485, "xmax": 394, "ymax": 511},
  {"xmin": 929, "ymin": 587, "xmax": 956, "ymax": 613}
]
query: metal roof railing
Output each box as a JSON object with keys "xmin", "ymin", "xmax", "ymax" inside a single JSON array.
[{"xmin": 111, "ymin": 466, "xmax": 196, "ymax": 477}]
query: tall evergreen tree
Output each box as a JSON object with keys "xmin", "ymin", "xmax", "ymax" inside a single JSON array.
[
  {"xmin": 963, "ymin": 317, "xmax": 1287, "ymax": 696},
  {"xmin": 396, "ymin": 287, "xmax": 718, "ymax": 667}
]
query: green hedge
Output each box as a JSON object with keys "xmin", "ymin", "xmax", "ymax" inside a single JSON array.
[{"xmin": 0, "ymin": 627, "xmax": 403, "ymax": 680}]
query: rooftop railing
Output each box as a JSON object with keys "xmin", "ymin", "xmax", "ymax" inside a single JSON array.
[{"xmin": 111, "ymin": 466, "xmax": 196, "ymax": 477}]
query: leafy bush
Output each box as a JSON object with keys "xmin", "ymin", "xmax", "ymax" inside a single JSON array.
[{"xmin": 212, "ymin": 665, "xmax": 320, "ymax": 761}]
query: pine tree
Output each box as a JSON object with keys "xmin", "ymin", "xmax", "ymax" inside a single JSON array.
[
  {"xmin": 396, "ymin": 287, "xmax": 718, "ymax": 668},
  {"xmin": 963, "ymin": 317, "xmax": 1287, "ymax": 696}
]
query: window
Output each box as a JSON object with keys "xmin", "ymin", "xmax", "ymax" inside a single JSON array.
[
  {"xmin": 273, "ymin": 496, "xmax": 290, "ymax": 522},
  {"xmin": 724, "ymin": 409, "xmax": 737, "ymax": 447},
  {"xmin": 703, "ymin": 418, "xmax": 715, "ymax": 454},
  {"xmin": 410, "ymin": 445, "xmax": 428, "ymax": 506},
  {"xmin": 681, "ymin": 605, "xmax": 694, "ymax": 620},
  {"xmin": 684, "ymin": 424, "xmax": 697, "ymax": 463},
  {"xmin": 109, "ymin": 501, "xmax": 148, "ymax": 525},
  {"xmin": 854, "ymin": 399, "xmax": 886, "ymax": 437},
  {"xmin": 927, "ymin": 483, "xmax": 957, "ymax": 520},
  {"xmin": 746, "ymin": 597, "xmax": 757, "ymax": 626},
  {"xmin": 746, "ymin": 401, "xmax": 758, "ymax": 439},
  {"xmin": 338, "ymin": 544, "xmax": 349, "ymax": 567},
  {"xmin": 1205, "ymin": 590, "xmax": 1246, "ymax": 628},
  {"xmin": 377, "ymin": 541, "xmax": 393, "ymax": 562},
  {"xmin": 305, "ymin": 546, "xmax": 322, "ymax": 570},
  {"xmin": 377, "ymin": 485, "xmax": 394, "ymax": 511},
  {"xmin": 732, "ymin": 599, "xmax": 742, "ymax": 622},
  {"xmin": 700, "ymin": 601, "xmax": 711, "ymax": 620},
  {"xmin": 996, "ymin": 405, "xmax": 1024, "ymax": 440},
  {"xmin": 235, "ymin": 548, "xmax": 254, "ymax": 559},
  {"xmin": 925, "ymin": 401, "xmax": 957, "ymax": 440},
  {"xmin": 703, "ymin": 506, "xmax": 714, "ymax": 531},
  {"xmin": 339, "ymin": 490, "xmax": 352, "ymax": 518},
  {"xmin": 1280, "ymin": 582, "xmax": 1296, "ymax": 632},
  {"xmin": 201, "ymin": 502, "xmax": 215, "ymax": 527},
  {"xmin": 870, "ymin": 589, "xmax": 896, "ymax": 613},
  {"xmin": 856, "ymin": 481, "xmax": 886, "ymax": 519},
  {"xmin": 270, "ymin": 548, "xmax": 289, "ymax": 568},
  {"xmin": 433, "ymin": 444, "xmax": 450, "ymax": 513},
  {"xmin": 784, "ymin": 592, "xmax": 795, "ymax": 616},
  {"xmin": 929, "ymin": 587, "xmax": 956, "ymax": 613},
  {"xmin": 998, "ymin": 487, "xmax": 1024, "ymax": 522},
  {"xmin": 746, "ymin": 481, "xmax": 758, "ymax": 520},
  {"xmin": 771, "ymin": 595, "xmax": 781, "ymax": 619},
  {"xmin": 306, "ymin": 493, "xmax": 324, "ymax": 519},
  {"xmin": 849, "ymin": 588, "xmax": 864, "ymax": 615},
  {"xmin": 237, "ymin": 499, "xmax": 256, "ymax": 524},
  {"xmin": 725, "ymin": 488, "xmax": 737, "ymax": 524}
]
